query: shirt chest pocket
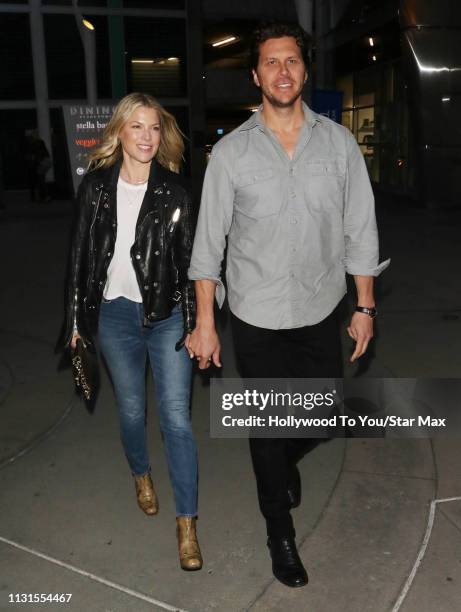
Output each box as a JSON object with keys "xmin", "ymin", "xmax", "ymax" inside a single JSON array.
[
  {"xmin": 304, "ymin": 160, "xmax": 346, "ymax": 213},
  {"xmin": 234, "ymin": 167, "xmax": 281, "ymax": 219}
]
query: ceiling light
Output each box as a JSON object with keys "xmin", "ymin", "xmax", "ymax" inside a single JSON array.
[
  {"xmin": 442, "ymin": 97, "xmax": 451, "ymax": 102},
  {"xmin": 212, "ymin": 36, "xmax": 237, "ymax": 48},
  {"xmin": 167, "ymin": 57, "xmax": 179, "ymax": 62},
  {"xmin": 82, "ymin": 19, "xmax": 94, "ymax": 30},
  {"xmin": 132, "ymin": 59, "xmax": 154, "ymax": 64},
  {"xmin": 369, "ymin": 37, "xmax": 374, "ymax": 47},
  {"xmin": 372, "ymin": 55, "xmax": 377, "ymax": 62}
]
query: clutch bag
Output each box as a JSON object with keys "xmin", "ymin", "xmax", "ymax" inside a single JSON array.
[{"xmin": 71, "ymin": 338, "xmax": 98, "ymax": 402}]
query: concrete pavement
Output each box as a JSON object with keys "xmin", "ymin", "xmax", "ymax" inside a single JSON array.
[{"xmin": 0, "ymin": 193, "xmax": 460, "ymax": 611}]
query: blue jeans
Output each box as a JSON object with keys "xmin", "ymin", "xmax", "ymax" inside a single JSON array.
[{"xmin": 98, "ymin": 297, "xmax": 198, "ymax": 517}]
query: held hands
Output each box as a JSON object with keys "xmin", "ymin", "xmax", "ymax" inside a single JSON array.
[
  {"xmin": 347, "ymin": 311, "xmax": 374, "ymax": 362},
  {"xmin": 185, "ymin": 326, "xmax": 222, "ymax": 370},
  {"xmin": 70, "ymin": 332, "xmax": 82, "ymax": 350}
]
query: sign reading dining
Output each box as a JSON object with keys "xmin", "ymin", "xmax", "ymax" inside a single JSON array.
[{"xmin": 62, "ymin": 104, "xmax": 116, "ymax": 196}]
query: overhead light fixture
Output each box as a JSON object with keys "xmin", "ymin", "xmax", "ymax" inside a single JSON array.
[
  {"xmin": 372, "ymin": 55, "xmax": 377, "ymax": 62},
  {"xmin": 442, "ymin": 97, "xmax": 451, "ymax": 102},
  {"xmin": 369, "ymin": 37, "xmax": 374, "ymax": 47},
  {"xmin": 251, "ymin": 108, "xmax": 259, "ymax": 113},
  {"xmin": 132, "ymin": 59, "xmax": 154, "ymax": 64},
  {"xmin": 167, "ymin": 57, "xmax": 179, "ymax": 62},
  {"xmin": 212, "ymin": 36, "xmax": 237, "ymax": 48},
  {"xmin": 82, "ymin": 18, "xmax": 94, "ymax": 30}
]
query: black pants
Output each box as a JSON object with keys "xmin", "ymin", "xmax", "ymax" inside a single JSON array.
[{"xmin": 230, "ymin": 307, "xmax": 343, "ymax": 539}]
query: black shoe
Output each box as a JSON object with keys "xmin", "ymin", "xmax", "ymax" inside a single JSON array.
[
  {"xmin": 267, "ymin": 537, "xmax": 308, "ymax": 588},
  {"xmin": 287, "ymin": 464, "xmax": 301, "ymax": 509}
]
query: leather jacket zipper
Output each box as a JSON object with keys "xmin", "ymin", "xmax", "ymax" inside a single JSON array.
[{"xmin": 87, "ymin": 187, "xmax": 104, "ymax": 294}]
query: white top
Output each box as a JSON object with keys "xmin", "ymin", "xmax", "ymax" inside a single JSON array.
[{"xmin": 103, "ymin": 176, "xmax": 148, "ymax": 303}]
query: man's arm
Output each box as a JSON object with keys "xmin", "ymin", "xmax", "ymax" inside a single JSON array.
[
  {"xmin": 347, "ymin": 275, "xmax": 375, "ymax": 362},
  {"xmin": 342, "ymin": 128, "xmax": 389, "ymax": 361},
  {"xmin": 186, "ymin": 280, "xmax": 221, "ymax": 369},
  {"xmin": 187, "ymin": 143, "xmax": 234, "ymax": 369}
]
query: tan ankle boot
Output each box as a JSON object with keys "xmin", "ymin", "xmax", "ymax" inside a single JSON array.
[
  {"xmin": 176, "ymin": 516, "xmax": 203, "ymax": 571},
  {"xmin": 134, "ymin": 473, "xmax": 158, "ymax": 515}
]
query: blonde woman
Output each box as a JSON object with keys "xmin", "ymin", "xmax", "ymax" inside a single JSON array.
[{"xmin": 60, "ymin": 93, "xmax": 201, "ymax": 570}]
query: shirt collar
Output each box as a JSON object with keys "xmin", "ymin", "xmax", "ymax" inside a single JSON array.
[{"xmin": 238, "ymin": 100, "xmax": 322, "ymax": 132}]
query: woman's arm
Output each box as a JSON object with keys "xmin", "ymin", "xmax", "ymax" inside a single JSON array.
[{"xmin": 57, "ymin": 176, "xmax": 93, "ymax": 350}]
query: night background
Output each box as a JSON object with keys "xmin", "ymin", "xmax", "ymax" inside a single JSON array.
[{"xmin": 0, "ymin": 1, "xmax": 460, "ymax": 611}]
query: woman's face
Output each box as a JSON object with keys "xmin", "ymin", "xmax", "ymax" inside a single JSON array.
[{"xmin": 118, "ymin": 106, "xmax": 161, "ymax": 165}]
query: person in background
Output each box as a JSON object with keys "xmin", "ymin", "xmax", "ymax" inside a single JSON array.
[{"xmin": 26, "ymin": 131, "xmax": 52, "ymax": 203}]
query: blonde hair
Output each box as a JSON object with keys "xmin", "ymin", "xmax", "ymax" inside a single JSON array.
[{"xmin": 88, "ymin": 92, "xmax": 185, "ymax": 173}]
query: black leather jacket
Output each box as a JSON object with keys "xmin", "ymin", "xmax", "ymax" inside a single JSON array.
[{"xmin": 59, "ymin": 158, "xmax": 196, "ymax": 350}]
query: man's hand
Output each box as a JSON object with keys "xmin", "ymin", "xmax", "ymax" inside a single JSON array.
[
  {"xmin": 186, "ymin": 325, "xmax": 222, "ymax": 369},
  {"xmin": 347, "ymin": 312, "xmax": 374, "ymax": 362}
]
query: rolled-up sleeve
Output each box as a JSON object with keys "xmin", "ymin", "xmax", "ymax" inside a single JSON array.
[
  {"xmin": 188, "ymin": 143, "xmax": 235, "ymax": 307},
  {"xmin": 343, "ymin": 130, "xmax": 390, "ymax": 276}
]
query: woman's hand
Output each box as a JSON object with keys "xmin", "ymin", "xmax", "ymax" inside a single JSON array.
[{"xmin": 70, "ymin": 332, "xmax": 81, "ymax": 350}]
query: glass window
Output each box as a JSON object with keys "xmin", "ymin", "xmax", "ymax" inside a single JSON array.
[
  {"xmin": 341, "ymin": 110, "xmax": 354, "ymax": 132},
  {"xmin": 337, "ymin": 74, "xmax": 353, "ymax": 109},
  {"xmin": 0, "ymin": 110, "xmax": 38, "ymax": 189},
  {"xmin": 125, "ymin": 17, "xmax": 187, "ymax": 97},
  {"xmin": 44, "ymin": 15, "xmax": 86, "ymax": 99},
  {"xmin": 0, "ymin": 14, "xmax": 35, "ymax": 100}
]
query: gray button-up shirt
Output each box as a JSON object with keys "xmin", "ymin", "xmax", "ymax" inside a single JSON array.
[{"xmin": 189, "ymin": 102, "xmax": 389, "ymax": 329}]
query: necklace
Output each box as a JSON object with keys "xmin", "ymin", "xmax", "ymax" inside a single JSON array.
[
  {"xmin": 120, "ymin": 171, "xmax": 148, "ymax": 185},
  {"xmin": 120, "ymin": 181, "xmax": 145, "ymax": 208}
]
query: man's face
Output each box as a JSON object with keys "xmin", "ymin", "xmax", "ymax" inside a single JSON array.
[{"xmin": 252, "ymin": 36, "xmax": 307, "ymax": 109}]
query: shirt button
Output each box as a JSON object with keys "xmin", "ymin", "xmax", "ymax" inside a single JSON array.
[
  {"xmin": 154, "ymin": 218, "xmax": 159, "ymax": 223},
  {"xmin": 144, "ymin": 284, "xmax": 149, "ymax": 290},
  {"xmin": 135, "ymin": 253, "xmax": 141, "ymax": 260},
  {"xmin": 154, "ymin": 250, "xmax": 160, "ymax": 256},
  {"xmin": 107, "ymin": 252, "xmax": 111, "ymax": 257},
  {"xmin": 153, "ymin": 282, "xmax": 158, "ymax": 287},
  {"xmin": 289, "ymin": 168, "xmax": 294, "ymax": 176},
  {"xmin": 292, "ymin": 247, "xmax": 297, "ymax": 252},
  {"xmin": 290, "ymin": 218, "xmax": 298, "ymax": 224},
  {"xmin": 291, "ymin": 192, "xmax": 296, "ymax": 198}
]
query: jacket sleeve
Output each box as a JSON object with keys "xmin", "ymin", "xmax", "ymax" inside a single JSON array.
[
  {"xmin": 57, "ymin": 175, "xmax": 93, "ymax": 351},
  {"xmin": 174, "ymin": 185, "xmax": 197, "ymax": 350}
]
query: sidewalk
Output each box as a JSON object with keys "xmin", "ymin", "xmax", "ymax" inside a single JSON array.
[{"xmin": 0, "ymin": 192, "xmax": 460, "ymax": 611}]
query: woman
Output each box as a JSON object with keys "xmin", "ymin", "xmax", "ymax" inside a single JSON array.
[{"xmin": 60, "ymin": 93, "xmax": 201, "ymax": 570}]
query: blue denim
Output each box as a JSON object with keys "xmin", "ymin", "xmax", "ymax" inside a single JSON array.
[{"xmin": 98, "ymin": 297, "xmax": 198, "ymax": 516}]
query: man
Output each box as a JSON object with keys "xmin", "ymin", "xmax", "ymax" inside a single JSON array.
[{"xmin": 187, "ymin": 22, "xmax": 389, "ymax": 587}]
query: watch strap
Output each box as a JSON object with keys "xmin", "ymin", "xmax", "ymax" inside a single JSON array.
[{"xmin": 356, "ymin": 306, "xmax": 377, "ymax": 318}]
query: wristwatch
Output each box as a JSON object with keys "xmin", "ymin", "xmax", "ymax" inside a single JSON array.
[{"xmin": 356, "ymin": 306, "xmax": 378, "ymax": 318}]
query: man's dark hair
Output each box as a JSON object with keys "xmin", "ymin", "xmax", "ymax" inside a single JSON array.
[{"xmin": 249, "ymin": 21, "xmax": 312, "ymax": 75}]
